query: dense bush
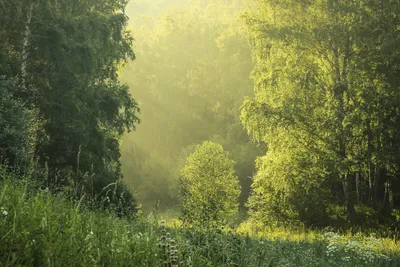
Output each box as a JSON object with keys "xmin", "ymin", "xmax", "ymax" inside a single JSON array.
[
  {"xmin": 97, "ymin": 180, "xmax": 140, "ymax": 218},
  {"xmin": 0, "ymin": 77, "xmax": 38, "ymax": 169},
  {"xmin": 180, "ymin": 141, "xmax": 241, "ymax": 226}
]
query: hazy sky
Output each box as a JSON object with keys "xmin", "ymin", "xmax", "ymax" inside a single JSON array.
[{"xmin": 126, "ymin": 0, "xmax": 192, "ymax": 18}]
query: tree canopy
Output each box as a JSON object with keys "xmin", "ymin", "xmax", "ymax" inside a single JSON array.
[
  {"xmin": 1, "ymin": 0, "xmax": 140, "ymax": 214},
  {"xmin": 180, "ymin": 141, "xmax": 240, "ymax": 226},
  {"xmin": 242, "ymin": 0, "xmax": 400, "ymax": 226}
]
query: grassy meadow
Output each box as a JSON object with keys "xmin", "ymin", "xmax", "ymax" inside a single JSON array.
[{"xmin": 1, "ymin": 175, "xmax": 399, "ymax": 267}]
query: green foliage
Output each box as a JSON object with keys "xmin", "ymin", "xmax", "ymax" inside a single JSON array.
[
  {"xmin": 323, "ymin": 232, "xmax": 391, "ymax": 266},
  {"xmin": 158, "ymin": 220, "xmax": 179, "ymax": 267},
  {"xmin": 0, "ymin": 174, "xmax": 399, "ymax": 266},
  {"xmin": 0, "ymin": 176, "xmax": 153, "ymax": 266},
  {"xmin": 3, "ymin": 1, "xmax": 400, "ymax": 261},
  {"xmin": 121, "ymin": 0, "xmax": 263, "ymax": 210},
  {"xmin": 242, "ymin": 0, "xmax": 400, "ymax": 226},
  {"xmin": 180, "ymin": 141, "xmax": 240, "ymax": 226},
  {"xmin": 97, "ymin": 180, "xmax": 140, "ymax": 218},
  {"xmin": 247, "ymin": 135, "xmax": 330, "ymax": 227},
  {"xmin": 1, "ymin": 0, "xmax": 140, "ymax": 198},
  {"xmin": 0, "ymin": 77, "xmax": 38, "ymax": 168}
]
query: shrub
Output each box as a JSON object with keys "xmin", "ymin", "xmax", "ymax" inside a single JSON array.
[
  {"xmin": 0, "ymin": 77, "xmax": 38, "ymax": 169},
  {"xmin": 96, "ymin": 179, "xmax": 140, "ymax": 218},
  {"xmin": 180, "ymin": 141, "xmax": 240, "ymax": 227}
]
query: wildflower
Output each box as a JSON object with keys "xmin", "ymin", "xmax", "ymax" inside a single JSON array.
[
  {"xmin": 1, "ymin": 207, "xmax": 7, "ymax": 216},
  {"xmin": 341, "ymin": 256, "xmax": 350, "ymax": 262}
]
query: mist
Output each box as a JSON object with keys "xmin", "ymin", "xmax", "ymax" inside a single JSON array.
[{"xmin": 120, "ymin": 0, "xmax": 263, "ymax": 211}]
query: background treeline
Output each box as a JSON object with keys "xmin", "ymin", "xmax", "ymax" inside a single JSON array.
[
  {"xmin": 120, "ymin": 0, "xmax": 264, "ymax": 210},
  {"xmin": 121, "ymin": 0, "xmax": 400, "ymax": 229},
  {"xmin": 241, "ymin": 0, "xmax": 400, "ymax": 228},
  {"xmin": 0, "ymin": 0, "xmax": 140, "ymax": 215}
]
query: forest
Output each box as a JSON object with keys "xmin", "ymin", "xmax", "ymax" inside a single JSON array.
[{"xmin": 1, "ymin": 0, "xmax": 400, "ymax": 266}]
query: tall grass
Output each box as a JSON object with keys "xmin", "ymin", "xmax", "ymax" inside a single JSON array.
[
  {"xmin": 1, "ymin": 174, "xmax": 399, "ymax": 266},
  {"xmin": 0, "ymin": 176, "xmax": 159, "ymax": 266}
]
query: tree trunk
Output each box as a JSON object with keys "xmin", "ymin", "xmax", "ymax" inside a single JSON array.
[
  {"xmin": 21, "ymin": 4, "xmax": 33, "ymax": 90},
  {"xmin": 383, "ymin": 163, "xmax": 394, "ymax": 215},
  {"xmin": 332, "ymin": 38, "xmax": 355, "ymax": 222},
  {"xmin": 356, "ymin": 172, "xmax": 360, "ymax": 204},
  {"xmin": 366, "ymin": 122, "xmax": 377, "ymax": 208},
  {"xmin": 342, "ymin": 173, "xmax": 356, "ymax": 222}
]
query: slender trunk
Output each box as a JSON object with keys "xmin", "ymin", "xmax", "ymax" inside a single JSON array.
[
  {"xmin": 332, "ymin": 38, "xmax": 355, "ymax": 221},
  {"xmin": 384, "ymin": 163, "xmax": 394, "ymax": 214},
  {"xmin": 383, "ymin": 179, "xmax": 393, "ymax": 215},
  {"xmin": 335, "ymin": 77, "xmax": 355, "ymax": 220},
  {"xmin": 384, "ymin": 180, "xmax": 388, "ymax": 208},
  {"xmin": 388, "ymin": 179, "xmax": 394, "ymax": 208},
  {"xmin": 355, "ymin": 172, "xmax": 360, "ymax": 204},
  {"xmin": 132, "ymin": 144, "xmax": 138, "ymax": 169},
  {"xmin": 366, "ymin": 122, "xmax": 377, "ymax": 208},
  {"xmin": 21, "ymin": 4, "xmax": 33, "ymax": 90},
  {"xmin": 374, "ymin": 165, "xmax": 379, "ymax": 208},
  {"xmin": 342, "ymin": 173, "xmax": 356, "ymax": 222}
]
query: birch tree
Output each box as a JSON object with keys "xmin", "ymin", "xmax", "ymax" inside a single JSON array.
[{"xmin": 242, "ymin": 0, "xmax": 400, "ymax": 225}]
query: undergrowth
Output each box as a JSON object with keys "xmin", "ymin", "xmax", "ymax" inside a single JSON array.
[{"xmin": 1, "ymin": 175, "xmax": 399, "ymax": 266}]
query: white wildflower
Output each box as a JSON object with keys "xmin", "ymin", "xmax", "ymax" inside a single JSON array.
[
  {"xmin": 341, "ymin": 256, "xmax": 350, "ymax": 262},
  {"xmin": 1, "ymin": 207, "xmax": 7, "ymax": 216}
]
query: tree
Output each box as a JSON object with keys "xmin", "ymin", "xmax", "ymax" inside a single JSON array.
[
  {"xmin": 0, "ymin": 0, "xmax": 140, "ymax": 213},
  {"xmin": 180, "ymin": 141, "xmax": 240, "ymax": 226},
  {"xmin": 242, "ymin": 0, "xmax": 400, "ymax": 225},
  {"xmin": 0, "ymin": 77, "xmax": 38, "ymax": 169},
  {"xmin": 121, "ymin": 1, "xmax": 263, "ymax": 209},
  {"xmin": 1, "ymin": 0, "xmax": 139, "ymax": 183}
]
